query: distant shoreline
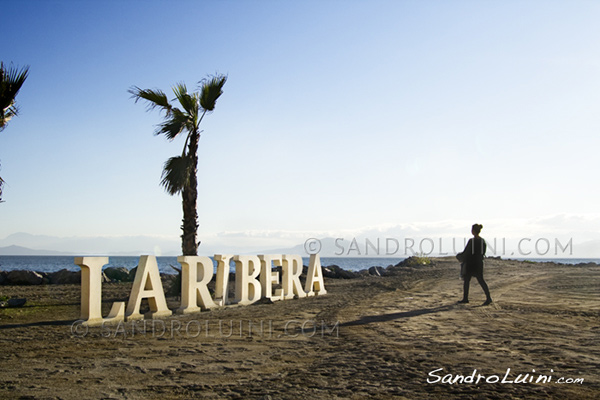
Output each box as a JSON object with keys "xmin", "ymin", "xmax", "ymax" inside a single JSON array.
[{"xmin": 0, "ymin": 255, "xmax": 598, "ymax": 275}]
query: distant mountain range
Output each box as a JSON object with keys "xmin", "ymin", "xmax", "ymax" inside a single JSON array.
[
  {"xmin": 0, "ymin": 232, "xmax": 300, "ymax": 256},
  {"xmin": 0, "ymin": 245, "xmax": 70, "ymax": 256},
  {"xmin": 0, "ymin": 233, "xmax": 361, "ymax": 257},
  {"xmin": 0, "ymin": 232, "xmax": 180, "ymax": 256},
  {"xmin": 1, "ymin": 232, "xmax": 598, "ymax": 258}
]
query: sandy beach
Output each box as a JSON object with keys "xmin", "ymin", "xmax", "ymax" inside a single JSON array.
[{"xmin": 0, "ymin": 257, "xmax": 598, "ymax": 399}]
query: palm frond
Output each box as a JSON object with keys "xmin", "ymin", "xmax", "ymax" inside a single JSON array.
[
  {"xmin": 172, "ymin": 83, "xmax": 198, "ymax": 117},
  {"xmin": 0, "ymin": 62, "xmax": 29, "ymax": 131},
  {"xmin": 128, "ymin": 86, "xmax": 172, "ymax": 114},
  {"xmin": 0, "ymin": 62, "xmax": 29, "ymax": 111},
  {"xmin": 161, "ymin": 155, "xmax": 193, "ymax": 195},
  {"xmin": 199, "ymin": 74, "xmax": 227, "ymax": 111},
  {"xmin": 156, "ymin": 108, "xmax": 195, "ymax": 140}
]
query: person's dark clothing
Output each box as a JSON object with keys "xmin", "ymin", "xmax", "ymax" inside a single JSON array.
[
  {"xmin": 461, "ymin": 237, "xmax": 492, "ymax": 303},
  {"xmin": 463, "ymin": 237, "xmax": 486, "ymax": 276}
]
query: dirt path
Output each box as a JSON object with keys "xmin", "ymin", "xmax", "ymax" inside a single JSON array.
[
  {"xmin": 0, "ymin": 258, "xmax": 598, "ymax": 399},
  {"xmin": 326, "ymin": 258, "xmax": 600, "ymax": 399}
]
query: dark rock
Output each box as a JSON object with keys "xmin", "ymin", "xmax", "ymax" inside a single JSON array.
[
  {"xmin": 104, "ymin": 267, "xmax": 131, "ymax": 282},
  {"xmin": 322, "ymin": 266, "xmax": 337, "ymax": 278},
  {"xmin": 48, "ymin": 269, "xmax": 81, "ymax": 285},
  {"xmin": 128, "ymin": 267, "xmax": 138, "ymax": 281},
  {"xmin": 0, "ymin": 271, "xmax": 7, "ymax": 285},
  {"xmin": 393, "ymin": 259, "xmax": 405, "ymax": 268},
  {"xmin": 164, "ymin": 268, "xmax": 182, "ymax": 298},
  {"xmin": 385, "ymin": 265, "xmax": 402, "ymax": 276},
  {"xmin": 322, "ymin": 265, "xmax": 359, "ymax": 279},
  {"xmin": 6, "ymin": 270, "xmax": 44, "ymax": 285},
  {"xmin": 368, "ymin": 266, "xmax": 386, "ymax": 277},
  {"xmin": 0, "ymin": 298, "xmax": 26, "ymax": 308},
  {"xmin": 393, "ymin": 256, "xmax": 433, "ymax": 268},
  {"xmin": 8, "ymin": 298, "xmax": 26, "ymax": 307},
  {"xmin": 255, "ymin": 297, "xmax": 274, "ymax": 305}
]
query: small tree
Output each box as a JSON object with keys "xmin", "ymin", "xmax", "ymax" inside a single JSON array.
[
  {"xmin": 129, "ymin": 75, "xmax": 227, "ymax": 255},
  {"xmin": 0, "ymin": 62, "xmax": 30, "ymax": 202}
]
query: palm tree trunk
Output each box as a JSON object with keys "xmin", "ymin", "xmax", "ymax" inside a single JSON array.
[{"xmin": 181, "ymin": 131, "xmax": 200, "ymax": 255}]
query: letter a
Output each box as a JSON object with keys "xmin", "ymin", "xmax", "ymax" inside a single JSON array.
[
  {"xmin": 126, "ymin": 255, "xmax": 172, "ymax": 320},
  {"xmin": 304, "ymin": 254, "xmax": 327, "ymax": 296}
]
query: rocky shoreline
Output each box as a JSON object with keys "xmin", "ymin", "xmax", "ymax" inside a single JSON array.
[
  {"xmin": 1, "ymin": 256, "xmax": 597, "ymax": 286},
  {"xmin": 0, "ymin": 258, "xmax": 407, "ymax": 286}
]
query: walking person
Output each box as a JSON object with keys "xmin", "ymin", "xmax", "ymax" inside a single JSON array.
[{"xmin": 458, "ymin": 224, "xmax": 492, "ymax": 305}]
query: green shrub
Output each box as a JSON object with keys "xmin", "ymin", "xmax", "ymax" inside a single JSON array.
[{"xmin": 403, "ymin": 255, "xmax": 432, "ymax": 267}]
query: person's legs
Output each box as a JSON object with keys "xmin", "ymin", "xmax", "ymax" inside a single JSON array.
[
  {"xmin": 459, "ymin": 275, "xmax": 471, "ymax": 303},
  {"xmin": 475, "ymin": 275, "xmax": 492, "ymax": 304}
]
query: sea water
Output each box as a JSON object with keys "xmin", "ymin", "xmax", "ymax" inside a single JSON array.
[
  {"xmin": 0, "ymin": 256, "xmax": 597, "ymax": 274},
  {"xmin": 0, "ymin": 256, "xmax": 406, "ymax": 274}
]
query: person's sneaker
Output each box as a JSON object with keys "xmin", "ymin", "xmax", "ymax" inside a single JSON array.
[
  {"xmin": 458, "ymin": 299, "xmax": 469, "ymax": 304},
  {"xmin": 482, "ymin": 299, "xmax": 492, "ymax": 306}
]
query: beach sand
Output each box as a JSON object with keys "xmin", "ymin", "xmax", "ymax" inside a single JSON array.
[{"xmin": 0, "ymin": 258, "xmax": 598, "ymax": 399}]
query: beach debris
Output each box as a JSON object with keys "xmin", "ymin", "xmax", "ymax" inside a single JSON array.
[
  {"xmin": 322, "ymin": 265, "xmax": 359, "ymax": 279},
  {"xmin": 0, "ymin": 298, "xmax": 26, "ymax": 308},
  {"xmin": 104, "ymin": 266, "xmax": 132, "ymax": 282},
  {"xmin": 5, "ymin": 270, "xmax": 44, "ymax": 285},
  {"xmin": 368, "ymin": 266, "xmax": 386, "ymax": 277}
]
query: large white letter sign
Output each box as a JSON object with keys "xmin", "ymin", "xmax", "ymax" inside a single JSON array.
[
  {"xmin": 75, "ymin": 257, "xmax": 125, "ymax": 326},
  {"xmin": 234, "ymin": 255, "xmax": 262, "ymax": 305},
  {"xmin": 282, "ymin": 254, "xmax": 306, "ymax": 299},
  {"xmin": 304, "ymin": 254, "xmax": 327, "ymax": 296},
  {"xmin": 177, "ymin": 256, "xmax": 216, "ymax": 314},
  {"xmin": 258, "ymin": 254, "xmax": 283, "ymax": 301},
  {"xmin": 74, "ymin": 252, "xmax": 326, "ymax": 327},
  {"xmin": 126, "ymin": 255, "xmax": 172, "ymax": 320},
  {"xmin": 214, "ymin": 254, "xmax": 233, "ymax": 306}
]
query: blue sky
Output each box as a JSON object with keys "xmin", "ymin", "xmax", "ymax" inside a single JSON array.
[{"xmin": 1, "ymin": 1, "xmax": 599, "ymax": 256}]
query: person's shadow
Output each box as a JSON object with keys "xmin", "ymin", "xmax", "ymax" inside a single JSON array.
[{"xmin": 340, "ymin": 304, "xmax": 454, "ymax": 327}]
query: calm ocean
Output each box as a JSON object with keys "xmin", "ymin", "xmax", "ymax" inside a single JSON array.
[
  {"xmin": 0, "ymin": 256, "xmax": 598, "ymax": 274},
  {"xmin": 0, "ymin": 256, "xmax": 405, "ymax": 274}
]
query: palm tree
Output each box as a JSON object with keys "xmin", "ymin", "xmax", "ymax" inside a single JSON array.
[
  {"xmin": 129, "ymin": 75, "xmax": 227, "ymax": 255},
  {"xmin": 0, "ymin": 62, "xmax": 30, "ymax": 202}
]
